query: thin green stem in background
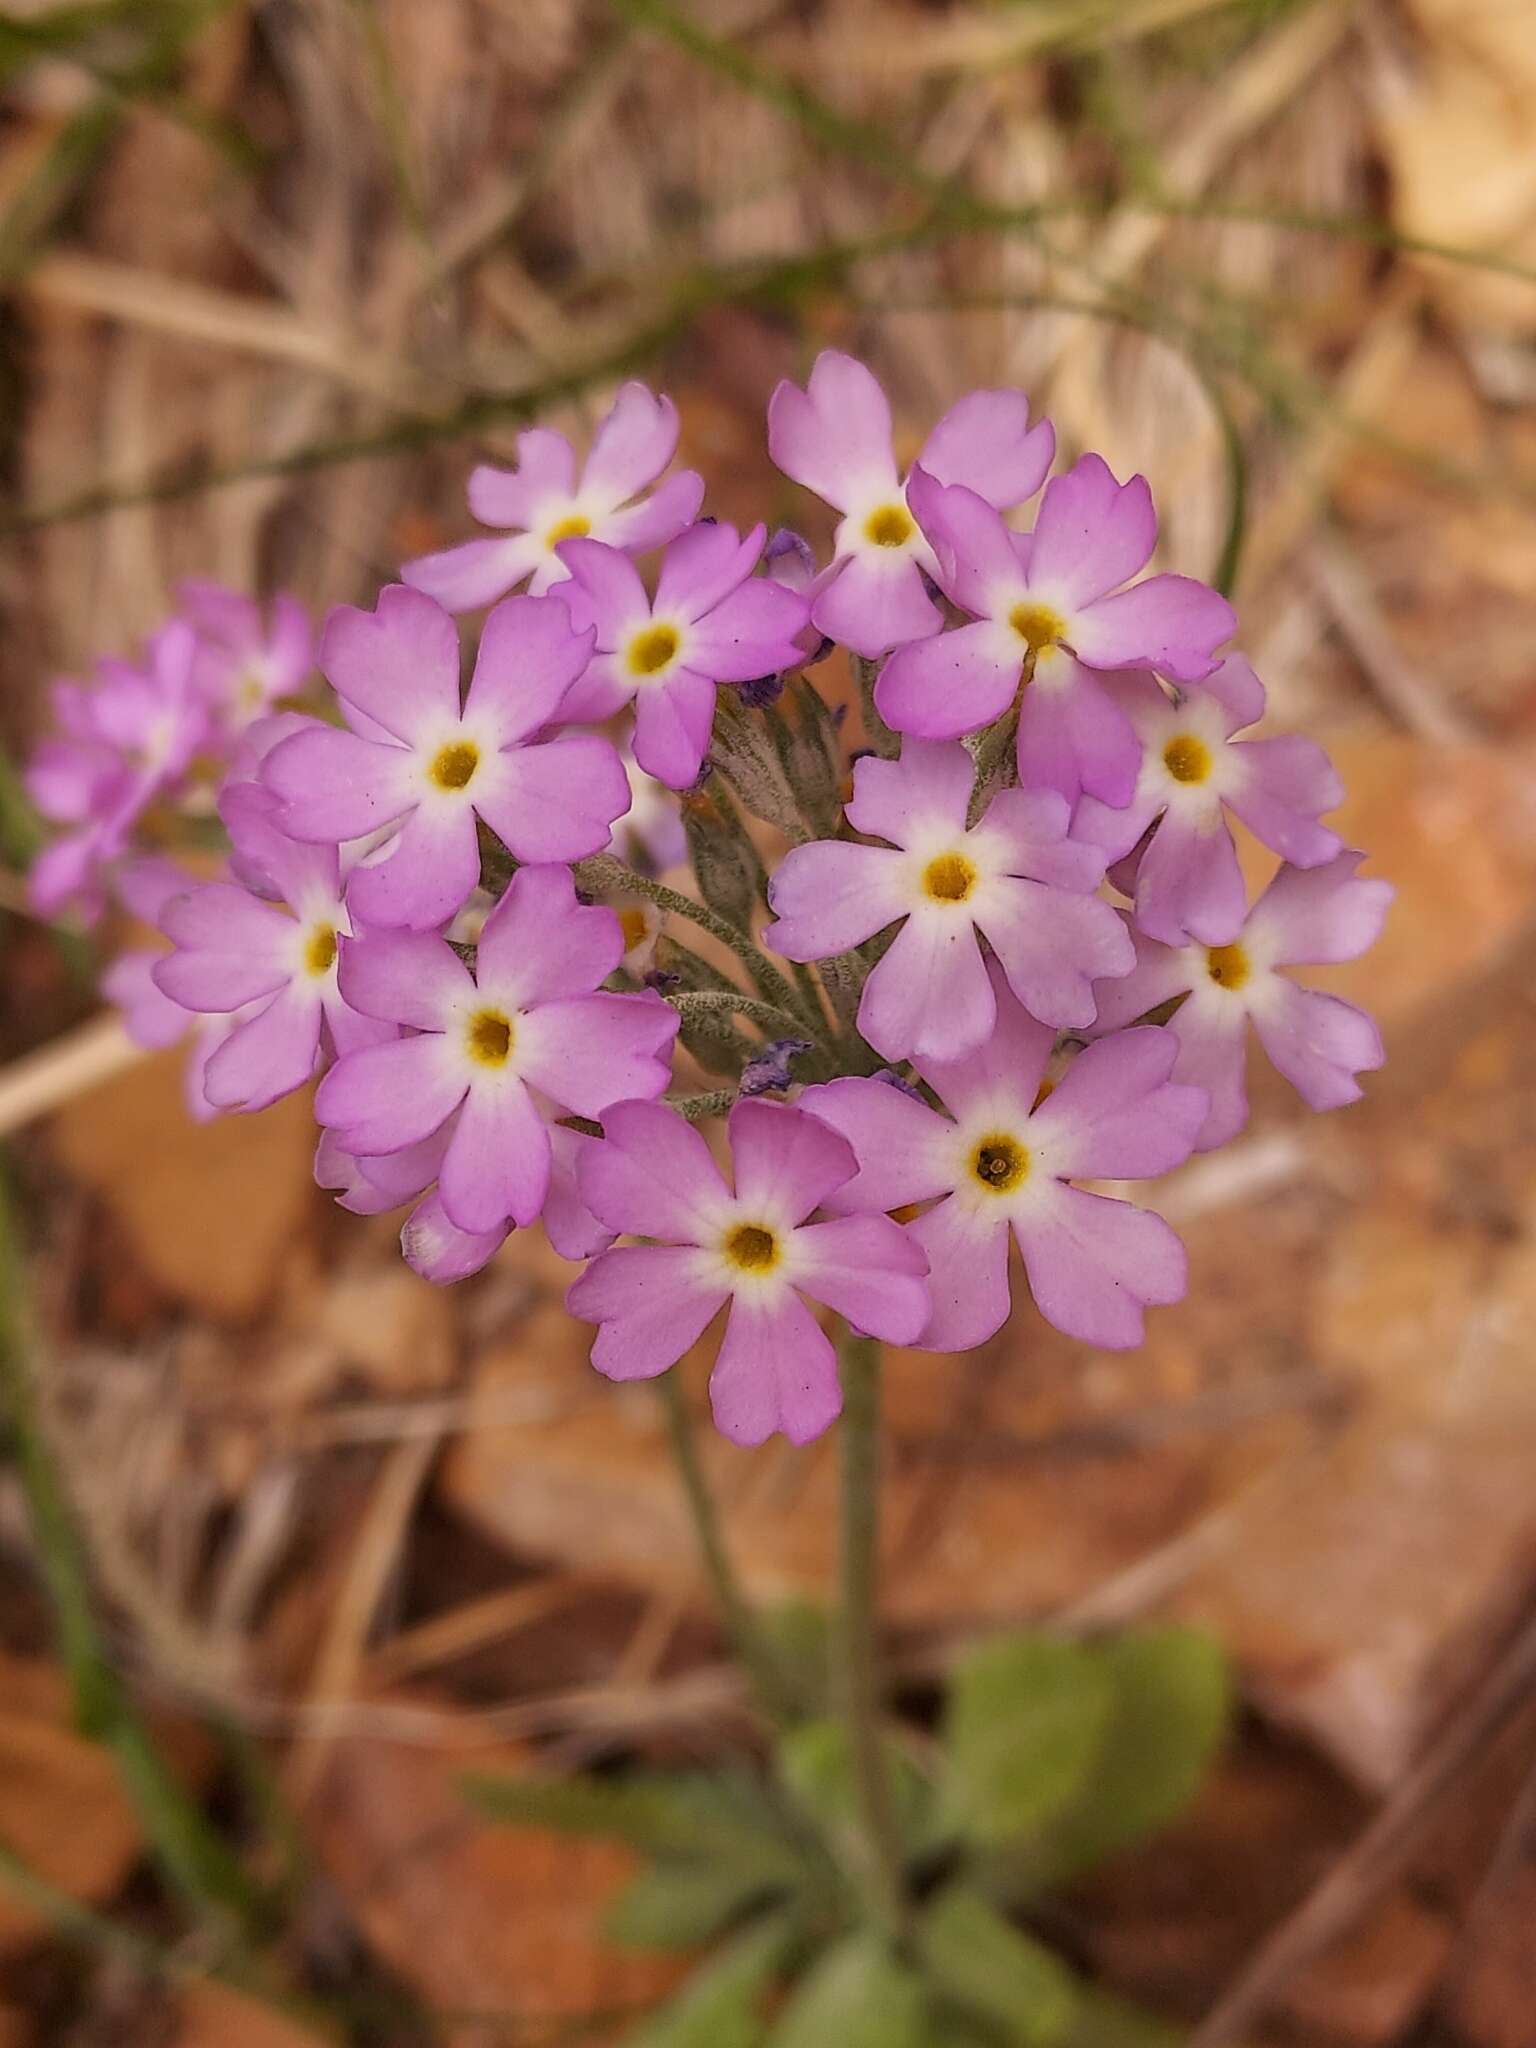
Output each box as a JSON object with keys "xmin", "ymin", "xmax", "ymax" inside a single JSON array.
[
  {"xmin": 833, "ymin": 1331, "xmax": 909, "ymax": 1947},
  {"xmin": 657, "ymin": 1372, "xmax": 799, "ymax": 1728}
]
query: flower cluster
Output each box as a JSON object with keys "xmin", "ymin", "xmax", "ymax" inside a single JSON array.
[{"xmin": 30, "ymin": 356, "xmax": 1390, "ymax": 1446}]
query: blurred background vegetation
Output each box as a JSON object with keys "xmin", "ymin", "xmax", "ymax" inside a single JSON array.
[{"xmin": 2, "ymin": 0, "xmax": 1536, "ymax": 2042}]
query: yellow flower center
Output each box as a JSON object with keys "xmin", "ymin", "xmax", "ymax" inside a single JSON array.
[
  {"xmin": 1009, "ymin": 602, "xmax": 1067, "ymax": 658},
  {"xmin": 971, "ymin": 1133, "xmax": 1029, "ymax": 1195},
  {"xmin": 1162, "ymin": 733, "xmax": 1212, "ymax": 785},
  {"xmin": 628, "ymin": 623, "xmax": 681, "ymax": 677},
  {"xmin": 724, "ymin": 1221, "xmax": 780, "ymax": 1272},
  {"xmin": 303, "ymin": 926, "xmax": 338, "ymax": 977},
  {"xmin": 863, "ymin": 503, "xmax": 915, "ymax": 548},
  {"xmin": 466, "ymin": 1007, "xmax": 514, "ymax": 1066},
  {"xmin": 922, "ymin": 851, "xmax": 977, "ymax": 904},
  {"xmin": 430, "ymin": 740, "xmax": 480, "ymax": 791},
  {"xmin": 1205, "ymin": 942, "xmax": 1251, "ymax": 991},
  {"xmin": 545, "ymin": 513, "xmax": 591, "ymax": 546}
]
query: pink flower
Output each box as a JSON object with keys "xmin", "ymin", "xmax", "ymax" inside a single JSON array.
[
  {"xmin": 152, "ymin": 784, "xmax": 393, "ymax": 1113},
  {"xmin": 617, "ymin": 747, "xmax": 687, "ymax": 874},
  {"xmin": 262, "ymin": 585, "xmax": 629, "ymax": 930},
  {"xmin": 1072, "ymin": 657, "xmax": 1344, "ymax": 947},
  {"xmin": 101, "ymin": 857, "xmax": 205, "ymax": 1051},
  {"xmin": 767, "ymin": 351, "xmax": 1055, "ymax": 659},
  {"xmin": 553, "ymin": 524, "xmax": 811, "ymax": 789},
  {"xmin": 568, "ymin": 1097, "xmax": 930, "ymax": 1446},
  {"xmin": 179, "ymin": 581, "xmax": 313, "ymax": 730},
  {"xmin": 802, "ymin": 963, "xmax": 1206, "ymax": 1352},
  {"xmin": 763, "ymin": 738, "xmax": 1132, "ymax": 1062},
  {"xmin": 1088, "ymin": 851, "xmax": 1391, "ymax": 1149},
  {"xmin": 875, "ymin": 456, "xmax": 1237, "ymax": 804},
  {"xmin": 401, "ymin": 382, "xmax": 705, "ymax": 612},
  {"xmin": 314, "ymin": 864, "xmax": 679, "ymax": 1237},
  {"xmin": 26, "ymin": 623, "xmax": 208, "ymax": 917}
]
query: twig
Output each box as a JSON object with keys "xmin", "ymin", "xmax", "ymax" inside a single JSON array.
[{"xmin": 0, "ymin": 1013, "xmax": 146, "ymax": 1139}]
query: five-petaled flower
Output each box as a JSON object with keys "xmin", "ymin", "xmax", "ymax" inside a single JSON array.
[
  {"xmin": 179, "ymin": 580, "xmax": 314, "ymax": 732},
  {"xmin": 568, "ymin": 1097, "xmax": 931, "ymax": 1445},
  {"xmin": 765, "ymin": 738, "xmax": 1131, "ymax": 1061},
  {"xmin": 802, "ymin": 963, "xmax": 1207, "ymax": 1352},
  {"xmin": 876, "ymin": 456, "xmax": 1237, "ymax": 807},
  {"xmin": 553, "ymin": 523, "xmax": 812, "ymax": 789},
  {"xmin": 1072, "ymin": 655, "xmax": 1345, "ymax": 947},
  {"xmin": 263, "ymin": 584, "xmax": 630, "ymax": 929},
  {"xmin": 402, "ymin": 382, "xmax": 704, "ymax": 612},
  {"xmin": 315, "ymin": 864, "xmax": 678, "ymax": 1237},
  {"xmin": 768, "ymin": 350, "xmax": 1056, "ymax": 660},
  {"xmin": 1089, "ymin": 850, "xmax": 1392, "ymax": 1149}
]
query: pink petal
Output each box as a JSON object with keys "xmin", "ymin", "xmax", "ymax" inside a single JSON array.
[
  {"xmin": 767, "ymin": 352, "xmax": 898, "ymax": 512},
  {"xmin": 401, "ymin": 1191, "xmax": 511, "ymax": 1284},
  {"xmin": 115, "ymin": 854, "xmax": 195, "ymax": 925},
  {"xmin": 465, "ymin": 592, "xmax": 596, "ymax": 740},
  {"xmin": 907, "ymin": 1197, "xmax": 1012, "ymax": 1352},
  {"xmin": 630, "ymin": 670, "xmax": 717, "ymax": 789},
  {"xmin": 1069, "ymin": 575, "xmax": 1235, "ymax": 683},
  {"xmin": 467, "ymin": 431, "xmax": 576, "ymax": 526},
  {"xmin": 556, "ymin": 654, "xmax": 634, "ymax": 724},
  {"xmin": 1193, "ymin": 652, "xmax": 1265, "ymax": 730},
  {"xmin": 544, "ymin": 1127, "xmax": 616, "ymax": 1261},
  {"xmin": 1166, "ymin": 993, "xmax": 1252, "ymax": 1150},
  {"xmin": 797, "ymin": 1077, "xmax": 955, "ymax": 1214},
  {"xmin": 1029, "ymin": 1027, "xmax": 1207, "ymax": 1178},
  {"xmin": 1252, "ymin": 982, "xmax": 1384, "ymax": 1114},
  {"xmin": 875, "ymin": 620, "xmax": 1020, "ymax": 741},
  {"xmin": 439, "ymin": 1077, "xmax": 551, "ymax": 1232},
  {"xmin": 918, "ymin": 389, "xmax": 1055, "ymax": 510},
  {"xmin": 269, "ymin": 595, "xmax": 314, "ymax": 692},
  {"xmin": 580, "ymin": 383, "xmax": 680, "ymax": 506},
  {"xmin": 764, "ymin": 840, "xmax": 907, "ymax": 959},
  {"xmin": 1027, "ymin": 456, "xmax": 1156, "ymax": 609},
  {"xmin": 315, "ymin": 1035, "xmax": 467, "ymax": 1154},
  {"xmin": 727, "ymin": 1098, "xmax": 856, "ymax": 1224},
  {"xmin": 915, "ymin": 957, "xmax": 1054, "ymax": 1121},
  {"xmin": 845, "ymin": 738, "xmax": 973, "ymax": 844},
  {"xmin": 552, "ymin": 538, "xmax": 649, "ymax": 647},
  {"xmin": 345, "ymin": 802, "xmax": 481, "ymax": 931},
  {"xmin": 336, "ymin": 929, "xmax": 472, "ymax": 1029},
  {"xmin": 263, "ymin": 723, "xmax": 417, "ymax": 843},
  {"xmin": 906, "ymin": 468, "xmax": 1022, "ymax": 618},
  {"xmin": 685, "ymin": 579, "xmax": 811, "ymax": 682},
  {"xmin": 476, "ymin": 863, "xmax": 623, "ymax": 1002},
  {"xmin": 400, "ymin": 535, "xmax": 545, "ymax": 613},
  {"xmin": 1225, "ymin": 736, "xmax": 1345, "ymax": 867},
  {"xmin": 1071, "ymin": 783, "xmax": 1162, "ymax": 864},
  {"xmin": 709, "ymin": 1290, "xmax": 842, "ymax": 1447},
  {"xmin": 1015, "ymin": 659, "xmax": 1143, "ymax": 809},
  {"xmin": 322, "ymin": 990, "xmax": 398, "ymax": 1058},
  {"xmin": 656, "ymin": 521, "xmax": 764, "ymax": 623},
  {"xmin": 792, "ymin": 1213, "xmax": 930, "ymax": 1342},
  {"xmin": 155, "ymin": 886, "xmax": 295, "ymax": 1010},
  {"xmin": 517, "ymin": 991, "xmax": 678, "ymax": 1118},
  {"xmin": 980, "ymin": 785, "xmax": 1105, "ymax": 892},
  {"xmin": 1016, "ymin": 1184, "xmax": 1187, "ymax": 1349},
  {"xmin": 472, "ymin": 732, "xmax": 629, "ymax": 860},
  {"xmin": 975, "ymin": 879, "xmax": 1133, "ymax": 1031},
  {"xmin": 602, "ymin": 468, "xmax": 707, "ymax": 553},
  {"xmin": 202, "ymin": 985, "xmax": 322, "ymax": 1112},
  {"xmin": 221, "ymin": 780, "xmax": 338, "ymax": 909},
  {"xmin": 1085, "ymin": 921, "xmax": 1190, "ymax": 1034},
  {"xmin": 1133, "ymin": 809, "xmax": 1246, "ymax": 948},
  {"xmin": 320, "ymin": 585, "xmax": 462, "ymax": 742},
  {"xmin": 857, "ymin": 913, "xmax": 998, "ymax": 1063},
  {"xmin": 570, "ymin": 1245, "xmax": 729, "ymax": 1380},
  {"xmin": 576, "ymin": 1098, "xmax": 731, "ymax": 1241},
  {"xmin": 103, "ymin": 951, "xmax": 191, "ymax": 1050},
  {"xmin": 809, "ymin": 552, "xmax": 940, "ymax": 662},
  {"xmin": 1245, "ymin": 852, "xmax": 1393, "ymax": 967}
]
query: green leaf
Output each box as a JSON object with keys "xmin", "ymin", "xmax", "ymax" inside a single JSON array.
[
  {"xmin": 605, "ymin": 1855, "xmax": 792, "ymax": 1952},
  {"xmin": 625, "ymin": 1915, "xmax": 796, "ymax": 2048},
  {"xmin": 767, "ymin": 1933, "xmax": 927, "ymax": 2047},
  {"xmin": 917, "ymin": 1887, "xmax": 1079, "ymax": 2047},
  {"xmin": 778, "ymin": 1720, "xmax": 936, "ymax": 1859},
  {"xmin": 464, "ymin": 1768, "xmax": 793, "ymax": 1868},
  {"xmin": 942, "ymin": 1635, "xmax": 1115, "ymax": 1846},
  {"xmin": 1039, "ymin": 1629, "xmax": 1229, "ymax": 1883}
]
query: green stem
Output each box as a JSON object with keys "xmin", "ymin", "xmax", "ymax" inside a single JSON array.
[
  {"xmin": 834, "ymin": 1332, "xmax": 909, "ymax": 1945},
  {"xmin": 656, "ymin": 1374, "xmax": 798, "ymax": 1728}
]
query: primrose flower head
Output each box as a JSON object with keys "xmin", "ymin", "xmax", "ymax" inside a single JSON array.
[
  {"xmin": 765, "ymin": 737, "xmax": 1131, "ymax": 1062},
  {"xmin": 179, "ymin": 581, "xmax": 313, "ymax": 731},
  {"xmin": 554, "ymin": 522, "xmax": 811, "ymax": 789},
  {"xmin": 401, "ymin": 382, "xmax": 705, "ymax": 612},
  {"xmin": 262, "ymin": 584, "xmax": 630, "ymax": 930},
  {"xmin": 803, "ymin": 961, "xmax": 1207, "ymax": 1352},
  {"xmin": 768, "ymin": 351, "xmax": 1055, "ymax": 659},
  {"xmin": 1072, "ymin": 655, "xmax": 1345, "ymax": 947},
  {"xmin": 1090, "ymin": 850, "xmax": 1392, "ymax": 1149}
]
